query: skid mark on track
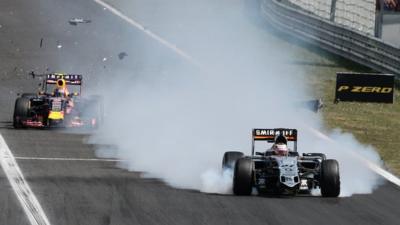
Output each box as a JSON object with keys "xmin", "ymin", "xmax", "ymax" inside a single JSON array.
[
  {"xmin": 0, "ymin": 134, "xmax": 51, "ymax": 225},
  {"xmin": 15, "ymin": 156, "xmax": 122, "ymax": 162}
]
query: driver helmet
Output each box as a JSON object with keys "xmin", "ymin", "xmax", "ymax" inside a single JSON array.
[
  {"xmin": 274, "ymin": 134, "xmax": 288, "ymax": 145},
  {"xmin": 272, "ymin": 143, "xmax": 289, "ymax": 156},
  {"xmin": 53, "ymin": 79, "xmax": 69, "ymax": 97}
]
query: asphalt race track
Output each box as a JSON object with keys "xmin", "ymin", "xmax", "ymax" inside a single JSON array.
[{"xmin": 0, "ymin": 0, "xmax": 399, "ymax": 224}]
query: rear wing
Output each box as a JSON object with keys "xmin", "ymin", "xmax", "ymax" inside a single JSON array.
[
  {"xmin": 252, "ymin": 128, "xmax": 298, "ymax": 155},
  {"xmin": 30, "ymin": 72, "xmax": 82, "ymax": 85},
  {"xmin": 45, "ymin": 74, "xmax": 82, "ymax": 85}
]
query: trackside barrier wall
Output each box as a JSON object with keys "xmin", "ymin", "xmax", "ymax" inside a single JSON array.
[
  {"xmin": 334, "ymin": 0, "xmax": 376, "ymax": 35},
  {"xmin": 287, "ymin": 0, "xmax": 376, "ymax": 35},
  {"xmin": 261, "ymin": 0, "xmax": 400, "ymax": 76},
  {"xmin": 288, "ymin": 0, "xmax": 332, "ymax": 20}
]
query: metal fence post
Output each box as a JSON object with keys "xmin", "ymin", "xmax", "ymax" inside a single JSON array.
[
  {"xmin": 375, "ymin": 0, "xmax": 384, "ymax": 38},
  {"xmin": 330, "ymin": 0, "xmax": 337, "ymax": 21}
]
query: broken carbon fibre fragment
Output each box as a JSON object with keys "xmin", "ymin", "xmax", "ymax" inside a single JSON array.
[
  {"xmin": 298, "ymin": 99, "xmax": 324, "ymax": 113},
  {"xmin": 68, "ymin": 18, "xmax": 91, "ymax": 26},
  {"xmin": 118, "ymin": 52, "xmax": 128, "ymax": 60}
]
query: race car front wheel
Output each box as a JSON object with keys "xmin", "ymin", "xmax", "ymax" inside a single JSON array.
[
  {"xmin": 13, "ymin": 97, "xmax": 30, "ymax": 128},
  {"xmin": 222, "ymin": 151, "xmax": 244, "ymax": 170},
  {"xmin": 320, "ymin": 159, "xmax": 340, "ymax": 197},
  {"xmin": 233, "ymin": 158, "xmax": 253, "ymax": 195},
  {"xmin": 21, "ymin": 93, "xmax": 37, "ymax": 98}
]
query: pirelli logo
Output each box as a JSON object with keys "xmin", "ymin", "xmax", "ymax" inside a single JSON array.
[
  {"xmin": 335, "ymin": 73, "xmax": 395, "ymax": 103},
  {"xmin": 337, "ymin": 86, "xmax": 393, "ymax": 93}
]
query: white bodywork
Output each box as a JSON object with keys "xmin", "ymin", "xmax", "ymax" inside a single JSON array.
[{"xmin": 273, "ymin": 156, "xmax": 300, "ymax": 188}]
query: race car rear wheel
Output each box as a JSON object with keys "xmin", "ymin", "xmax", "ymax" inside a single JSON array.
[
  {"xmin": 13, "ymin": 97, "xmax": 30, "ymax": 128},
  {"xmin": 320, "ymin": 159, "xmax": 340, "ymax": 197},
  {"xmin": 222, "ymin": 151, "xmax": 244, "ymax": 170},
  {"xmin": 233, "ymin": 158, "xmax": 253, "ymax": 195}
]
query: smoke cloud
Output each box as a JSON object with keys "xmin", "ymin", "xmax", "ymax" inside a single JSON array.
[
  {"xmin": 89, "ymin": 0, "xmax": 383, "ymax": 196},
  {"xmin": 304, "ymin": 129, "xmax": 383, "ymax": 196}
]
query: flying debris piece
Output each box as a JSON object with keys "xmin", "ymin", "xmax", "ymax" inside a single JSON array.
[
  {"xmin": 118, "ymin": 52, "xmax": 128, "ymax": 60},
  {"xmin": 68, "ymin": 18, "xmax": 91, "ymax": 26},
  {"xmin": 40, "ymin": 38, "xmax": 43, "ymax": 48},
  {"xmin": 308, "ymin": 98, "xmax": 324, "ymax": 112},
  {"xmin": 298, "ymin": 99, "xmax": 324, "ymax": 113},
  {"xmin": 56, "ymin": 40, "xmax": 62, "ymax": 49},
  {"xmin": 102, "ymin": 57, "xmax": 107, "ymax": 62}
]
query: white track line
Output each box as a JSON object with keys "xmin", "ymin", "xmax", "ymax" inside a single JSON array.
[
  {"xmin": 94, "ymin": 0, "xmax": 400, "ymax": 187},
  {"xmin": 308, "ymin": 127, "xmax": 400, "ymax": 186},
  {"xmin": 0, "ymin": 134, "xmax": 51, "ymax": 225},
  {"xmin": 93, "ymin": 0, "xmax": 203, "ymax": 69},
  {"xmin": 15, "ymin": 156, "xmax": 121, "ymax": 162}
]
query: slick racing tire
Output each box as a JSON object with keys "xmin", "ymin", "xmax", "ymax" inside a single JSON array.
[
  {"xmin": 13, "ymin": 97, "xmax": 30, "ymax": 128},
  {"xmin": 222, "ymin": 151, "xmax": 244, "ymax": 170},
  {"xmin": 233, "ymin": 158, "xmax": 253, "ymax": 195},
  {"xmin": 21, "ymin": 93, "xmax": 37, "ymax": 98},
  {"xmin": 320, "ymin": 159, "xmax": 340, "ymax": 197}
]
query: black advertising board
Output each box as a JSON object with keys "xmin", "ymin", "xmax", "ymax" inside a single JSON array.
[{"xmin": 335, "ymin": 72, "xmax": 395, "ymax": 103}]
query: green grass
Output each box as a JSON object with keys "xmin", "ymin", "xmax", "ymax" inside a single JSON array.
[
  {"xmin": 318, "ymin": 75, "xmax": 400, "ymax": 175},
  {"xmin": 293, "ymin": 44, "xmax": 400, "ymax": 175}
]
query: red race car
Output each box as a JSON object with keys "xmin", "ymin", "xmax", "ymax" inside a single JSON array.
[{"xmin": 13, "ymin": 73, "xmax": 103, "ymax": 129}]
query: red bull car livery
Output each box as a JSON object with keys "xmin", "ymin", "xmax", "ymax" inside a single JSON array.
[{"xmin": 13, "ymin": 73, "xmax": 103, "ymax": 128}]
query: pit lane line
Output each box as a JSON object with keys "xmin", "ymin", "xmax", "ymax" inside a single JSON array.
[
  {"xmin": 93, "ymin": 0, "xmax": 400, "ymax": 187},
  {"xmin": 0, "ymin": 134, "xmax": 51, "ymax": 225}
]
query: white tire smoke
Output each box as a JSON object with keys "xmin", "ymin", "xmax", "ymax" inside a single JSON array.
[{"xmin": 89, "ymin": 0, "xmax": 383, "ymax": 197}]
